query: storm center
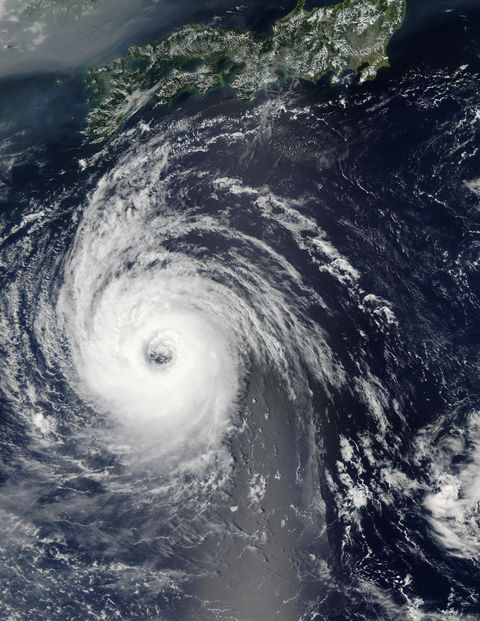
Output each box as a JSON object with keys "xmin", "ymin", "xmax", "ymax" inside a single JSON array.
[{"xmin": 145, "ymin": 336, "xmax": 175, "ymax": 368}]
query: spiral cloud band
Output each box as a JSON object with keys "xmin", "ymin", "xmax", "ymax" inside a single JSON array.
[
  {"xmin": 39, "ymin": 117, "xmax": 343, "ymax": 466},
  {"xmin": 56, "ymin": 184, "xmax": 243, "ymax": 456}
]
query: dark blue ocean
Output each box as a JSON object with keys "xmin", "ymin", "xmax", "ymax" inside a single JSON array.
[{"xmin": 1, "ymin": 1, "xmax": 480, "ymax": 619}]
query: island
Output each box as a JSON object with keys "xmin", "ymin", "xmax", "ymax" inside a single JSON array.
[{"xmin": 85, "ymin": 0, "xmax": 406, "ymax": 141}]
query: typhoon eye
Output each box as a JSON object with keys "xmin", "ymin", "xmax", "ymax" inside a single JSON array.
[{"xmin": 145, "ymin": 335, "xmax": 176, "ymax": 368}]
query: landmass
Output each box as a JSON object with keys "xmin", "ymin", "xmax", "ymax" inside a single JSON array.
[{"xmin": 85, "ymin": 0, "xmax": 406, "ymax": 141}]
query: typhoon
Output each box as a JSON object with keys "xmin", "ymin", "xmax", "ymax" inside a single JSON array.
[
  {"xmin": 2, "ymin": 0, "xmax": 480, "ymax": 620},
  {"xmin": 0, "ymin": 105, "xmax": 348, "ymax": 619},
  {"xmin": 50, "ymin": 118, "xmax": 340, "ymax": 466}
]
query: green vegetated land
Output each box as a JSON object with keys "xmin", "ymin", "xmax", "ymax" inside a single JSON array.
[{"xmin": 85, "ymin": 0, "xmax": 406, "ymax": 141}]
